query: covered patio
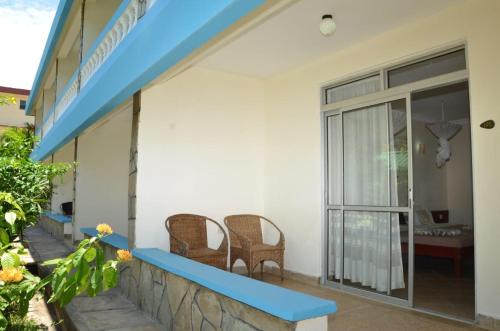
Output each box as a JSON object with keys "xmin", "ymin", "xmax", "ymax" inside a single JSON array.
[{"xmin": 35, "ymin": 0, "xmax": 500, "ymax": 329}]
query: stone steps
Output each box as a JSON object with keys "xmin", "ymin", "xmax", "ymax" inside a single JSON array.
[{"xmin": 24, "ymin": 225, "xmax": 162, "ymax": 331}]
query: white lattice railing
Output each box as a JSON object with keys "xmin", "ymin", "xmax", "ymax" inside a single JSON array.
[
  {"xmin": 54, "ymin": 71, "xmax": 79, "ymax": 122},
  {"xmin": 80, "ymin": 0, "xmax": 145, "ymax": 88},
  {"xmin": 41, "ymin": 105, "xmax": 55, "ymax": 138},
  {"xmin": 45, "ymin": 0, "xmax": 150, "ymax": 139}
]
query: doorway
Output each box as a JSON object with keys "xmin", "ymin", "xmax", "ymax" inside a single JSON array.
[
  {"xmin": 411, "ymin": 82, "xmax": 475, "ymax": 320},
  {"xmin": 322, "ymin": 46, "xmax": 475, "ymax": 321}
]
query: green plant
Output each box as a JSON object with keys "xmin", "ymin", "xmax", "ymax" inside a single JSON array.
[
  {"xmin": 42, "ymin": 227, "xmax": 125, "ymax": 306},
  {"xmin": 0, "ymin": 193, "xmax": 40, "ymax": 329},
  {"xmin": 0, "ymin": 96, "xmax": 15, "ymax": 107},
  {"xmin": 0, "ymin": 128, "xmax": 71, "ymax": 239},
  {"xmin": 0, "ymin": 128, "xmax": 129, "ymax": 330}
]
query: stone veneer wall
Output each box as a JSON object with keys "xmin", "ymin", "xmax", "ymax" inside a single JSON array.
[
  {"xmin": 100, "ymin": 243, "xmax": 298, "ymax": 330},
  {"xmin": 39, "ymin": 216, "xmax": 65, "ymax": 241}
]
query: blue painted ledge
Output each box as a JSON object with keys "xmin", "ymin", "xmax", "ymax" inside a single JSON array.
[
  {"xmin": 132, "ymin": 248, "xmax": 337, "ymax": 322},
  {"xmin": 80, "ymin": 228, "xmax": 128, "ymax": 250},
  {"xmin": 43, "ymin": 211, "xmax": 72, "ymax": 224}
]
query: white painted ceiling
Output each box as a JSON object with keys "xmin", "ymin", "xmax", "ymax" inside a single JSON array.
[{"xmin": 199, "ymin": 0, "xmax": 461, "ymax": 78}]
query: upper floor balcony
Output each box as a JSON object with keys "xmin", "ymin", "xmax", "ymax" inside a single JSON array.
[
  {"xmin": 32, "ymin": 0, "xmax": 151, "ymax": 141},
  {"xmin": 27, "ymin": 0, "xmax": 266, "ymax": 161}
]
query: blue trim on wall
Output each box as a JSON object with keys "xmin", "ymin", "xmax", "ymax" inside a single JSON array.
[
  {"xmin": 132, "ymin": 248, "xmax": 337, "ymax": 322},
  {"xmin": 26, "ymin": 0, "xmax": 73, "ymax": 116},
  {"xmin": 43, "ymin": 211, "xmax": 72, "ymax": 224},
  {"xmin": 80, "ymin": 227, "xmax": 129, "ymax": 250},
  {"xmin": 31, "ymin": 0, "xmax": 265, "ymax": 161}
]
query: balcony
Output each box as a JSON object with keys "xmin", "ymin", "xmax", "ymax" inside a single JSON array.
[
  {"xmin": 39, "ymin": 0, "xmax": 148, "ymax": 139},
  {"xmin": 30, "ymin": 0, "xmax": 265, "ymax": 161}
]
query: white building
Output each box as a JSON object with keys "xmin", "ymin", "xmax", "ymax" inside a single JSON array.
[
  {"xmin": 0, "ymin": 86, "xmax": 33, "ymax": 133},
  {"xmin": 28, "ymin": 0, "xmax": 500, "ymax": 328}
]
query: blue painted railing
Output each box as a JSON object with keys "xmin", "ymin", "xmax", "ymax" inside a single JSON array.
[
  {"xmin": 80, "ymin": 227, "xmax": 129, "ymax": 249},
  {"xmin": 78, "ymin": 228, "xmax": 336, "ymax": 322},
  {"xmin": 43, "ymin": 211, "xmax": 72, "ymax": 224}
]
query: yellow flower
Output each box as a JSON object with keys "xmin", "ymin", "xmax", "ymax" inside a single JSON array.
[
  {"xmin": 116, "ymin": 249, "xmax": 132, "ymax": 262},
  {"xmin": 0, "ymin": 267, "xmax": 24, "ymax": 283},
  {"xmin": 96, "ymin": 223, "xmax": 113, "ymax": 235}
]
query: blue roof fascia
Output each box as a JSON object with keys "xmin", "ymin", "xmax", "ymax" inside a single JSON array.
[
  {"xmin": 26, "ymin": 0, "xmax": 73, "ymax": 116},
  {"xmin": 30, "ymin": 0, "xmax": 265, "ymax": 161},
  {"xmin": 132, "ymin": 248, "xmax": 337, "ymax": 321}
]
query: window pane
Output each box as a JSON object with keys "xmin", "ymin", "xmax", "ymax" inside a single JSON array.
[
  {"xmin": 388, "ymin": 49, "xmax": 466, "ymax": 88},
  {"xmin": 325, "ymin": 75, "xmax": 380, "ymax": 104},
  {"xmin": 342, "ymin": 211, "xmax": 406, "ymax": 296},
  {"xmin": 327, "ymin": 209, "xmax": 342, "ymax": 283},
  {"xmin": 327, "ymin": 115, "xmax": 341, "ymax": 205},
  {"xmin": 343, "ymin": 100, "xmax": 408, "ymax": 207}
]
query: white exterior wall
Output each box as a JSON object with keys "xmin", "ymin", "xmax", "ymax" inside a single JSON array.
[
  {"xmin": 74, "ymin": 103, "xmax": 132, "ymax": 239},
  {"xmin": 51, "ymin": 141, "xmax": 75, "ymax": 234},
  {"xmin": 135, "ymin": 67, "xmax": 266, "ymax": 250},
  {"xmin": 0, "ymin": 92, "xmax": 33, "ymax": 131}
]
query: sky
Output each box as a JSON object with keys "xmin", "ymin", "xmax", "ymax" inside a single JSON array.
[{"xmin": 0, "ymin": 0, "xmax": 58, "ymax": 90}]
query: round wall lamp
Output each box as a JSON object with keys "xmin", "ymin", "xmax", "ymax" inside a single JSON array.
[{"xmin": 320, "ymin": 14, "xmax": 336, "ymax": 36}]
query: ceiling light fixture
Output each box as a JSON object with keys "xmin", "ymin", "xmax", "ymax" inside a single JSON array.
[{"xmin": 320, "ymin": 14, "xmax": 336, "ymax": 36}]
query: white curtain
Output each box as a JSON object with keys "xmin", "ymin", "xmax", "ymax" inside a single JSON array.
[{"xmin": 328, "ymin": 105, "xmax": 405, "ymax": 292}]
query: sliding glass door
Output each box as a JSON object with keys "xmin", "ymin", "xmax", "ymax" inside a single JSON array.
[{"xmin": 325, "ymin": 94, "xmax": 413, "ymax": 304}]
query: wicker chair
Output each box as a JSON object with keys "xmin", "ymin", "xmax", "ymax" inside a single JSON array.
[
  {"xmin": 165, "ymin": 214, "xmax": 228, "ymax": 270},
  {"xmin": 224, "ymin": 214, "xmax": 285, "ymax": 280}
]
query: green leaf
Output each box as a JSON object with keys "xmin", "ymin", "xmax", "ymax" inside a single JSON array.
[
  {"xmin": 103, "ymin": 266, "xmax": 117, "ymax": 290},
  {"xmin": 4, "ymin": 211, "xmax": 16, "ymax": 225},
  {"xmin": 0, "ymin": 252, "xmax": 18, "ymax": 268},
  {"xmin": 84, "ymin": 247, "xmax": 96, "ymax": 262},
  {"xmin": 0, "ymin": 228, "xmax": 9, "ymax": 246},
  {"xmin": 0, "ymin": 310, "xmax": 7, "ymax": 330},
  {"xmin": 42, "ymin": 258, "xmax": 62, "ymax": 266},
  {"xmin": 90, "ymin": 268, "xmax": 102, "ymax": 296},
  {"xmin": 95, "ymin": 246, "xmax": 104, "ymax": 269},
  {"xmin": 60, "ymin": 281, "xmax": 77, "ymax": 307}
]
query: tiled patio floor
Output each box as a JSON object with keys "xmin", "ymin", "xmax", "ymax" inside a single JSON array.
[{"xmin": 256, "ymin": 273, "xmax": 480, "ymax": 331}]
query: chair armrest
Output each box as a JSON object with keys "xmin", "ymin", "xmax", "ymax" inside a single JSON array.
[
  {"xmin": 205, "ymin": 217, "xmax": 228, "ymax": 253},
  {"xmin": 164, "ymin": 219, "xmax": 190, "ymax": 255},
  {"xmin": 224, "ymin": 220, "xmax": 253, "ymax": 251},
  {"xmin": 261, "ymin": 216, "xmax": 285, "ymax": 249}
]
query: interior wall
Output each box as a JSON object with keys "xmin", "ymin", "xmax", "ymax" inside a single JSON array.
[
  {"xmin": 135, "ymin": 66, "xmax": 266, "ymax": 250},
  {"xmin": 74, "ymin": 103, "xmax": 132, "ymax": 239},
  {"xmin": 412, "ymin": 121, "xmax": 448, "ymax": 212},
  {"xmin": 447, "ymin": 124, "xmax": 473, "ymax": 226},
  {"xmin": 261, "ymin": 0, "xmax": 500, "ymax": 318}
]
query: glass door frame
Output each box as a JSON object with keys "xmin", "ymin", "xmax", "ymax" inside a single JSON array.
[
  {"xmin": 321, "ymin": 69, "xmax": 471, "ymax": 312},
  {"xmin": 322, "ymin": 92, "xmax": 414, "ymax": 307}
]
